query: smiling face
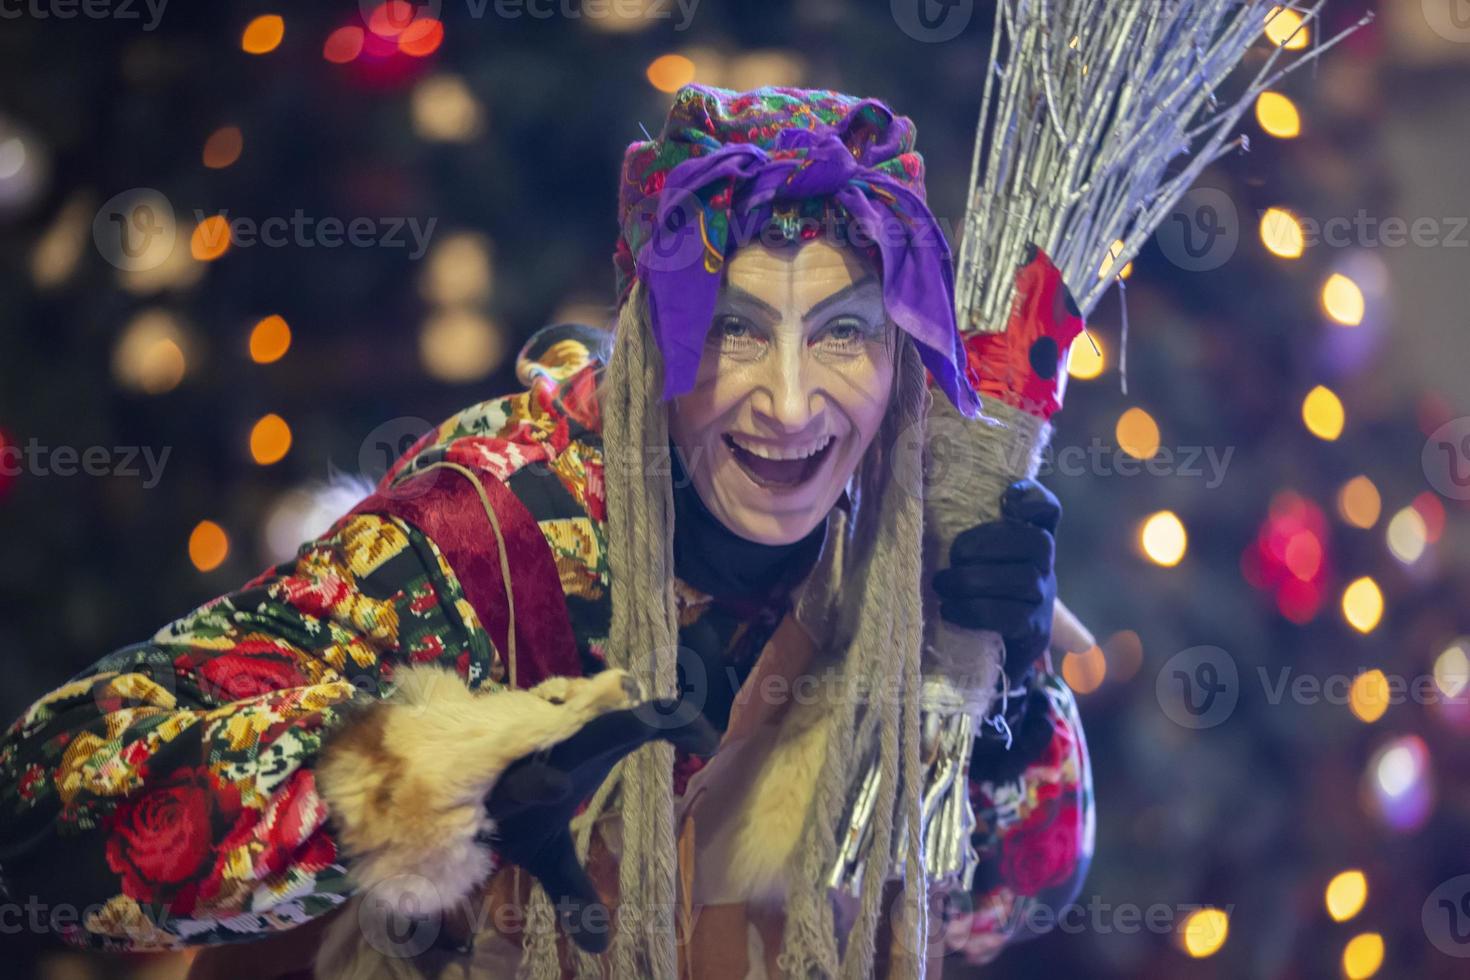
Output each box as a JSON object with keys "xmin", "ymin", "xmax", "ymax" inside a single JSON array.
[{"xmin": 667, "ymin": 238, "xmax": 897, "ymax": 545}]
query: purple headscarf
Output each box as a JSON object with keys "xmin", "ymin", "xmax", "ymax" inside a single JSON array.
[{"xmin": 615, "ymin": 85, "xmax": 981, "ymax": 419}]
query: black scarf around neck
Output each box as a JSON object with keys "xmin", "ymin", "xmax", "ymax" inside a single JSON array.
[{"xmin": 669, "ymin": 445, "xmax": 828, "ymax": 603}]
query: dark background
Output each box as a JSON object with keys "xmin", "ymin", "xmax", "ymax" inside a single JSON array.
[{"xmin": 1, "ymin": 2, "xmax": 1468, "ymax": 977}]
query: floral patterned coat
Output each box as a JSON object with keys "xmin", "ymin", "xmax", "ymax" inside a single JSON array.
[{"xmin": 0, "ymin": 325, "xmax": 1093, "ymax": 967}]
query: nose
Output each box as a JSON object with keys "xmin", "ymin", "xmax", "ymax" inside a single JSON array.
[{"xmin": 755, "ymin": 341, "xmax": 818, "ymax": 434}]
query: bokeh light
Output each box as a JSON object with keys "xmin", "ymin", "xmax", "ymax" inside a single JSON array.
[
  {"xmin": 1265, "ymin": 6, "xmax": 1310, "ymax": 50},
  {"xmin": 1365, "ymin": 735, "xmax": 1433, "ymax": 833},
  {"xmin": 1255, "ymin": 91, "xmax": 1301, "ymax": 138},
  {"xmin": 412, "ymin": 74, "xmax": 484, "ymax": 143},
  {"xmin": 1411, "ymin": 492, "xmax": 1445, "ymax": 543},
  {"xmin": 1341, "ymin": 577, "xmax": 1383, "ymax": 633},
  {"xmin": 190, "ymin": 216, "xmax": 232, "ymax": 262},
  {"xmin": 1140, "ymin": 511, "xmax": 1187, "ymax": 567},
  {"xmin": 367, "ymin": 1, "xmax": 415, "ymax": 37},
  {"xmin": 1179, "ymin": 907, "xmax": 1229, "ymax": 958},
  {"xmin": 323, "ymin": 26, "xmax": 365, "ymax": 64},
  {"xmin": 188, "ymin": 520, "xmax": 230, "ymax": 572},
  {"xmin": 647, "ymin": 54, "xmax": 697, "ymax": 93},
  {"xmin": 1061, "ymin": 646, "xmax": 1107, "ymax": 695},
  {"xmin": 1341, "ymin": 933, "xmax": 1383, "ymax": 979},
  {"xmin": 1349, "ymin": 670, "xmax": 1389, "ymax": 724},
  {"xmin": 1115, "ymin": 407, "xmax": 1161, "ymax": 459},
  {"xmin": 249, "ymin": 315, "xmax": 292, "ymax": 364},
  {"xmin": 1336, "ymin": 476, "xmax": 1380, "ymax": 529},
  {"xmin": 1302, "ymin": 385, "xmax": 1345, "ymax": 441},
  {"xmin": 249, "ymin": 414, "xmax": 292, "ymax": 466},
  {"xmin": 582, "ymin": 0, "xmax": 662, "ymax": 33},
  {"xmin": 1433, "ymin": 639, "xmax": 1469, "ymax": 700},
  {"xmin": 202, "ymin": 126, "xmax": 243, "ymax": 169},
  {"xmin": 421, "ymin": 232, "xmax": 494, "ymax": 306},
  {"xmin": 419, "ymin": 310, "xmax": 506, "ymax": 382},
  {"xmin": 241, "ymin": 15, "xmax": 285, "ymax": 55},
  {"xmin": 1260, "ymin": 207, "xmax": 1305, "ymax": 258},
  {"xmin": 1325, "ymin": 870, "xmax": 1367, "ymax": 922},
  {"xmin": 398, "ymin": 18, "xmax": 444, "ymax": 58},
  {"xmin": 1102, "ymin": 630, "xmax": 1144, "ymax": 683},
  {"xmin": 1067, "ymin": 333, "xmax": 1105, "ymax": 380},
  {"xmin": 1098, "ymin": 239, "xmax": 1133, "ymax": 280},
  {"xmin": 1385, "ymin": 506, "xmax": 1427, "ymax": 564},
  {"xmin": 1322, "ymin": 273, "xmax": 1366, "ymax": 326},
  {"xmin": 112, "ymin": 310, "xmax": 189, "ymax": 395}
]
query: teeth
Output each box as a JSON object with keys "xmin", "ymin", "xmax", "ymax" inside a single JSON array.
[{"xmin": 728, "ymin": 434, "xmax": 834, "ymax": 461}]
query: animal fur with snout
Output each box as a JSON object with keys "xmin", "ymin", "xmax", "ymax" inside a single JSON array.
[{"xmin": 314, "ymin": 664, "xmax": 642, "ymax": 923}]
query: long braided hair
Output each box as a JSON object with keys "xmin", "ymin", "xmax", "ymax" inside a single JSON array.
[{"xmin": 518, "ymin": 278, "xmax": 930, "ymax": 979}]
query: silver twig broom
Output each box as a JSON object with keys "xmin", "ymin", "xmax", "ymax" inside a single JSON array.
[{"xmin": 835, "ymin": 0, "xmax": 1371, "ymax": 898}]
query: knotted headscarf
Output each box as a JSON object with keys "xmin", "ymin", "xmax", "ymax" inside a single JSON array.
[{"xmin": 615, "ymin": 83, "xmax": 981, "ymax": 419}]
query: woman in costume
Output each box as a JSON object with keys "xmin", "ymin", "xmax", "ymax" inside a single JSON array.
[{"xmin": 0, "ymin": 85, "xmax": 1092, "ymax": 978}]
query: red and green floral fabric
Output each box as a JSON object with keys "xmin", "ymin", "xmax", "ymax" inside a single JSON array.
[{"xmin": 0, "ymin": 325, "xmax": 1091, "ymax": 964}]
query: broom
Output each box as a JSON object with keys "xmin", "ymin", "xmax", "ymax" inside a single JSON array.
[{"xmin": 833, "ymin": 0, "xmax": 1371, "ymax": 897}]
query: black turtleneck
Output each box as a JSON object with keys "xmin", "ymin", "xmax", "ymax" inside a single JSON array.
[
  {"xmin": 669, "ymin": 445, "xmax": 828, "ymax": 603},
  {"xmin": 667, "ymin": 446, "xmax": 829, "ymax": 733}
]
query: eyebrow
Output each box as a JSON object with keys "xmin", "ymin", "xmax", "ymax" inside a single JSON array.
[{"xmin": 718, "ymin": 276, "xmax": 881, "ymax": 325}]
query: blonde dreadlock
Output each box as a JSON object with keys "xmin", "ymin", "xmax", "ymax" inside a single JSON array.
[{"xmin": 519, "ymin": 282, "xmax": 931, "ymax": 979}]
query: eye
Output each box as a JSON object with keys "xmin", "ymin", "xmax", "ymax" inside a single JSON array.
[
  {"xmin": 717, "ymin": 316, "xmax": 751, "ymax": 340},
  {"xmin": 710, "ymin": 315, "xmax": 766, "ymax": 356},
  {"xmin": 814, "ymin": 316, "xmax": 877, "ymax": 351}
]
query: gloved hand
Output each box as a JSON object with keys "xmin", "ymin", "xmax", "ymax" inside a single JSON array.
[
  {"xmin": 483, "ymin": 697, "xmax": 718, "ymax": 952},
  {"xmin": 932, "ymin": 479, "xmax": 1060, "ymax": 686}
]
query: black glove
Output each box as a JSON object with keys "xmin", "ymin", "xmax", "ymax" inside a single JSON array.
[
  {"xmin": 932, "ymin": 479, "xmax": 1060, "ymax": 686},
  {"xmin": 483, "ymin": 697, "xmax": 718, "ymax": 953}
]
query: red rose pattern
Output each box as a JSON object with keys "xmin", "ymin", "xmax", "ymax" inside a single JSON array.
[
  {"xmin": 104, "ymin": 765, "xmax": 251, "ymax": 914},
  {"xmin": 999, "ymin": 795, "xmax": 1082, "ymax": 897},
  {"xmin": 196, "ymin": 649, "xmax": 308, "ymax": 702}
]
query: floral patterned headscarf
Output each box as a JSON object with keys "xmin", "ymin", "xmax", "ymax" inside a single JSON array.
[{"xmin": 614, "ymin": 83, "xmax": 981, "ymax": 419}]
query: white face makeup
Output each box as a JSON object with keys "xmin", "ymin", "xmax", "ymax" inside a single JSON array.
[{"xmin": 668, "ymin": 238, "xmax": 897, "ymax": 545}]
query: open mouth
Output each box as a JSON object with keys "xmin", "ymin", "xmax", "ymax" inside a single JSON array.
[{"xmin": 722, "ymin": 433, "xmax": 836, "ymax": 490}]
